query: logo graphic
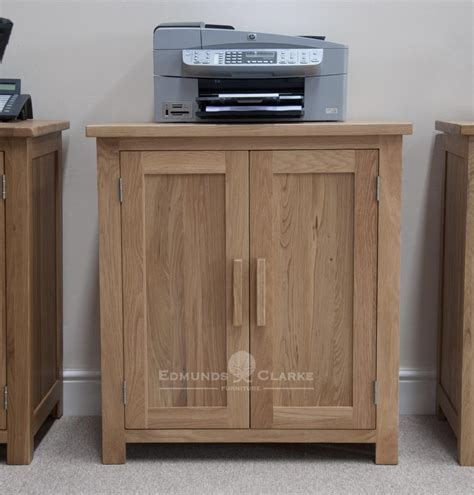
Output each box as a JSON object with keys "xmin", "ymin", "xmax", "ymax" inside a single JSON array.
[{"xmin": 228, "ymin": 351, "xmax": 256, "ymax": 383}]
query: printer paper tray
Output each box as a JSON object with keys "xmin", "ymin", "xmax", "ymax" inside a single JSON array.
[{"xmin": 196, "ymin": 105, "xmax": 304, "ymax": 119}]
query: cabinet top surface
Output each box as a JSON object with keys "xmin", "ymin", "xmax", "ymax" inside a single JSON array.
[
  {"xmin": 0, "ymin": 120, "xmax": 70, "ymax": 137},
  {"xmin": 435, "ymin": 121, "xmax": 474, "ymax": 135},
  {"xmin": 86, "ymin": 122, "xmax": 413, "ymax": 138}
]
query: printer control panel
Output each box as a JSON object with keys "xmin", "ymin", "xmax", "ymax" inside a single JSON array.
[{"xmin": 183, "ymin": 49, "xmax": 323, "ymax": 66}]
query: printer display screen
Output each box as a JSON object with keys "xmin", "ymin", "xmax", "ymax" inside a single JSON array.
[{"xmin": 242, "ymin": 51, "xmax": 277, "ymax": 63}]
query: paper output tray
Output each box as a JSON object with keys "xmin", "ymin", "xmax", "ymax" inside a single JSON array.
[{"xmin": 196, "ymin": 93, "xmax": 304, "ymax": 119}]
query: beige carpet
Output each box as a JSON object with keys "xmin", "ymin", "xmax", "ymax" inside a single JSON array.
[{"xmin": 0, "ymin": 416, "xmax": 473, "ymax": 494}]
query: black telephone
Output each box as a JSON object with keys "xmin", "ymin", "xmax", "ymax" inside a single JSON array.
[{"xmin": 0, "ymin": 79, "xmax": 33, "ymax": 121}]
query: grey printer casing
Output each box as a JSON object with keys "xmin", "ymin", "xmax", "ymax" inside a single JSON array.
[{"xmin": 154, "ymin": 22, "xmax": 348, "ymax": 122}]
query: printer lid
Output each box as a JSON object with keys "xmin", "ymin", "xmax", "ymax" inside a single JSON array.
[
  {"xmin": 155, "ymin": 22, "xmax": 234, "ymax": 32},
  {"xmin": 154, "ymin": 22, "xmax": 346, "ymax": 50}
]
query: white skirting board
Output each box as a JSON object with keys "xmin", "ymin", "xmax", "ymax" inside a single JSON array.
[{"xmin": 63, "ymin": 368, "xmax": 437, "ymax": 416}]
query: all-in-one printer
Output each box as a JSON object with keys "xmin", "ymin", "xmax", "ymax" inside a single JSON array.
[{"xmin": 154, "ymin": 22, "xmax": 347, "ymax": 122}]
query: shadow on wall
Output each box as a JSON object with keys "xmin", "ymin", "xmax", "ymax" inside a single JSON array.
[{"xmin": 412, "ymin": 133, "xmax": 445, "ymax": 376}]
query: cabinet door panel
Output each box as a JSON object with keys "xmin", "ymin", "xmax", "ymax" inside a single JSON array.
[
  {"xmin": 250, "ymin": 150, "xmax": 377, "ymax": 429},
  {"xmin": 0, "ymin": 152, "xmax": 5, "ymax": 430},
  {"xmin": 121, "ymin": 151, "xmax": 249, "ymax": 429}
]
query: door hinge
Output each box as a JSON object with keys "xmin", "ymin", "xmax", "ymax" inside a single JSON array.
[
  {"xmin": 1, "ymin": 174, "xmax": 5, "ymax": 200},
  {"xmin": 3, "ymin": 385, "xmax": 7, "ymax": 411},
  {"xmin": 119, "ymin": 177, "xmax": 124, "ymax": 203},
  {"xmin": 376, "ymin": 176, "xmax": 381, "ymax": 202},
  {"xmin": 374, "ymin": 380, "xmax": 379, "ymax": 405},
  {"xmin": 122, "ymin": 381, "xmax": 127, "ymax": 405}
]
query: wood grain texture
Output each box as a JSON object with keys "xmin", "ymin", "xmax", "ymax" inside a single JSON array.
[
  {"xmin": 459, "ymin": 136, "xmax": 474, "ymax": 465},
  {"xmin": 375, "ymin": 136, "xmax": 402, "ymax": 465},
  {"xmin": 30, "ymin": 132, "xmax": 61, "ymax": 159},
  {"xmin": 272, "ymin": 150, "xmax": 355, "ymax": 174},
  {"xmin": 121, "ymin": 150, "xmax": 249, "ymax": 430},
  {"xmin": 233, "ymin": 259, "xmax": 243, "ymax": 327},
  {"xmin": 0, "ymin": 132, "xmax": 65, "ymax": 463},
  {"xmin": 436, "ymin": 121, "xmax": 474, "ymax": 136},
  {"xmin": 32, "ymin": 152, "xmax": 58, "ymax": 408},
  {"xmin": 140, "ymin": 150, "xmax": 226, "ymax": 173},
  {"xmin": 125, "ymin": 428, "xmax": 376, "ymax": 444},
  {"xmin": 97, "ymin": 138, "xmax": 125, "ymax": 464},
  {"xmin": 256, "ymin": 258, "xmax": 266, "ymax": 327},
  {"xmin": 251, "ymin": 150, "xmax": 377, "ymax": 430},
  {"xmin": 91, "ymin": 126, "xmax": 408, "ymax": 461},
  {"xmin": 5, "ymin": 138, "xmax": 33, "ymax": 464},
  {"xmin": 118, "ymin": 136, "xmax": 384, "ymax": 152},
  {"xmin": 32, "ymin": 380, "xmax": 60, "ymax": 435},
  {"xmin": 437, "ymin": 384, "xmax": 459, "ymax": 436},
  {"xmin": 353, "ymin": 151, "xmax": 378, "ymax": 429},
  {"xmin": 0, "ymin": 152, "xmax": 5, "ymax": 431},
  {"xmin": 440, "ymin": 153, "xmax": 466, "ymax": 410},
  {"xmin": 0, "ymin": 120, "xmax": 69, "ymax": 138},
  {"xmin": 437, "ymin": 132, "xmax": 474, "ymax": 466},
  {"xmin": 86, "ymin": 122, "xmax": 413, "ymax": 138}
]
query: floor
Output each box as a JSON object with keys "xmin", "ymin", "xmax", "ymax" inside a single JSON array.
[{"xmin": 0, "ymin": 416, "xmax": 473, "ymax": 494}]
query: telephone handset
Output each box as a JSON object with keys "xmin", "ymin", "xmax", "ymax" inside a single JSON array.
[{"xmin": 0, "ymin": 79, "xmax": 33, "ymax": 121}]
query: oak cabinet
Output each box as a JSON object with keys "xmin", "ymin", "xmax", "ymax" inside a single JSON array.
[
  {"xmin": 0, "ymin": 120, "xmax": 69, "ymax": 464},
  {"xmin": 435, "ymin": 120, "xmax": 474, "ymax": 466},
  {"xmin": 87, "ymin": 122, "xmax": 411, "ymax": 465}
]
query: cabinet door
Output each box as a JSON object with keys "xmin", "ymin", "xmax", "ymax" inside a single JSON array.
[
  {"xmin": 250, "ymin": 150, "xmax": 378, "ymax": 429},
  {"xmin": 121, "ymin": 150, "xmax": 249, "ymax": 429},
  {"xmin": 0, "ymin": 152, "xmax": 4, "ymax": 430}
]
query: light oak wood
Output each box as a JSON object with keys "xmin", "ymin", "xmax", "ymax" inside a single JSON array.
[
  {"xmin": 0, "ymin": 152, "xmax": 5, "ymax": 432},
  {"xmin": 118, "ymin": 136, "xmax": 385, "ymax": 152},
  {"xmin": 435, "ymin": 121, "xmax": 474, "ymax": 136},
  {"xmin": 5, "ymin": 138, "xmax": 33, "ymax": 464},
  {"xmin": 90, "ymin": 122, "xmax": 407, "ymax": 464},
  {"xmin": 272, "ymin": 150, "xmax": 355, "ymax": 173},
  {"xmin": 0, "ymin": 120, "xmax": 69, "ymax": 138},
  {"xmin": 32, "ymin": 152, "xmax": 58, "ymax": 408},
  {"xmin": 97, "ymin": 139, "xmax": 126, "ymax": 464},
  {"xmin": 436, "ymin": 126, "xmax": 474, "ymax": 466},
  {"xmin": 375, "ymin": 136, "xmax": 402, "ymax": 465},
  {"xmin": 256, "ymin": 258, "xmax": 266, "ymax": 327},
  {"xmin": 250, "ymin": 149, "xmax": 377, "ymax": 431},
  {"xmin": 140, "ymin": 150, "xmax": 226, "ymax": 173},
  {"xmin": 437, "ymin": 384, "xmax": 458, "ymax": 436},
  {"xmin": 32, "ymin": 380, "xmax": 60, "ymax": 435},
  {"xmin": 86, "ymin": 122, "xmax": 413, "ymax": 138},
  {"xmin": 233, "ymin": 259, "xmax": 243, "ymax": 327},
  {"xmin": 121, "ymin": 150, "xmax": 249, "ymax": 430},
  {"xmin": 125, "ymin": 428, "xmax": 377, "ymax": 444},
  {"xmin": 0, "ymin": 128, "xmax": 66, "ymax": 464}
]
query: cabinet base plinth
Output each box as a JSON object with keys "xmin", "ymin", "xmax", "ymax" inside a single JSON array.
[{"xmin": 124, "ymin": 429, "xmax": 376, "ymax": 444}]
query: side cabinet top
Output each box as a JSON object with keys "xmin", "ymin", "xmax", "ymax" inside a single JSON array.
[
  {"xmin": 86, "ymin": 122, "xmax": 412, "ymax": 139},
  {"xmin": 0, "ymin": 120, "xmax": 70, "ymax": 138},
  {"xmin": 435, "ymin": 121, "xmax": 474, "ymax": 136}
]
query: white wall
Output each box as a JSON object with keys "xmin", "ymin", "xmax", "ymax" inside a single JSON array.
[{"xmin": 1, "ymin": 0, "xmax": 473, "ymax": 414}]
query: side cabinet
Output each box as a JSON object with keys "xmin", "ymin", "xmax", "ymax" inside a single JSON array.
[
  {"xmin": 435, "ymin": 120, "xmax": 474, "ymax": 466},
  {"xmin": 0, "ymin": 121, "xmax": 69, "ymax": 464},
  {"xmin": 88, "ymin": 122, "xmax": 411, "ymax": 465}
]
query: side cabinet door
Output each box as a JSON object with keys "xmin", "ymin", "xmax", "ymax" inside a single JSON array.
[
  {"xmin": 121, "ymin": 150, "xmax": 249, "ymax": 429},
  {"xmin": 250, "ymin": 150, "xmax": 378, "ymax": 429},
  {"xmin": 0, "ymin": 152, "xmax": 4, "ymax": 430}
]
